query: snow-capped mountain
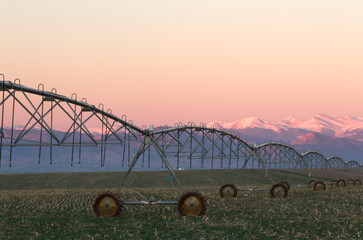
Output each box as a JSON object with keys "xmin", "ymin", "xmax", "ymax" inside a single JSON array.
[
  {"xmin": 208, "ymin": 113, "xmax": 363, "ymax": 141},
  {"xmin": 209, "ymin": 117, "xmax": 283, "ymax": 132},
  {"xmin": 207, "ymin": 114, "xmax": 363, "ymax": 163}
]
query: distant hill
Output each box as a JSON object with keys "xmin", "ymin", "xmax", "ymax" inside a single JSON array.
[
  {"xmin": 208, "ymin": 114, "xmax": 363, "ymax": 163},
  {"xmin": 1, "ymin": 113, "xmax": 363, "ymax": 174}
]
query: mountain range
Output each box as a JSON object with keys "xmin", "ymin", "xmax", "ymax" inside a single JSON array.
[
  {"xmin": 1, "ymin": 113, "xmax": 362, "ymax": 174},
  {"xmin": 207, "ymin": 113, "xmax": 363, "ymax": 163}
]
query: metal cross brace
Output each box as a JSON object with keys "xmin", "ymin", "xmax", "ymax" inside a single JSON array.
[{"xmin": 117, "ymin": 134, "xmax": 186, "ymax": 194}]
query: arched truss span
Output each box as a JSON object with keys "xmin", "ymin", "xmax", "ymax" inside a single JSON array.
[
  {"xmin": 328, "ymin": 156, "xmax": 347, "ymax": 170},
  {"xmin": 0, "ymin": 80, "xmax": 145, "ymax": 167},
  {"xmin": 302, "ymin": 151, "xmax": 331, "ymax": 170},
  {"xmin": 346, "ymin": 160, "xmax": 361, "ymax": 172},
  {"xmin": 0, "ymin": 79, "xmax": 256, "ymax": 170},
  {"xmin": 346, "ymin": 160, "xmax": 360, "ymax": 168},
  {"xmin": 255, "ymin": 142, "xmax": 308, "ymax": 169},
  {"xmin": 0, "ymin": 77, "xmax": 360, "ymax": 172},
  {"xmin": 151, "ymin": 125, "xmax": 255, "ymax": 169}
]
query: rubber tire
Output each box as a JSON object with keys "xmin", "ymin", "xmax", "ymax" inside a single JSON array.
[
  {"xmin": 219, "ymin": 183, "xmax": 238, "ymax": 198},
  {"xmin": 336, "ymin": 179, "xmax": 346, "ymax": 187},
  {"xmin": 353, "ymin": 179, "xmax": 361, "ymax": 186},
  {"xmin": 347, "ymin": 179, "xmax": 354, "ymax": 185},
  {"xmin": 93, "ymin": 192, "xmax": 122, "ymax": 217},
  {"xmin": 280, "ymin": 181, "xmax": 290, "ymax": 191},
  {"xmin": 309, "ymin": 180, "xmax": 316, "ymax": 186},
  {"xmin": 313, "ymin": 181, "xmax": 326, "ymax": 191},
  {"xmin": 178, "ymin": 191, "xmax": 207, "ymax": 216},
  {"xmin": 270, "ymin": 183, "xmax": 288, "ymax": 198}
]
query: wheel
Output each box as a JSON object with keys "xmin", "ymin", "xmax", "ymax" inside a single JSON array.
[
  {"xmin": 336, "ymin": 179, "xmax": 346, "ymax": 187},
  {"xmin": 219, "ymin": 183, "xmax": 237, "ymax": 198},
  {"xmin": 270, "ymin": 183, "xmax": 288, "ymax": 198},
  {"xmin": 353, "ymin": 179, "xmax": 361, "ymax": 186},
  {"xmin": 309, "ymin": 180, "xmax": 316, "ymax": 186},
  {"xmin": 280, "ymin": 181, "xmax": 290, "ymax": 191},
  {"xmin": 347, "ymin": 179, "xmax": 354, "ymax": 185},
  {"xmin": 93, "ymin": 192, "xmax": 122, "ymax": 217},
  {"xmin": 313, "ymin": 181, "xmax": 326, "ymax": 191},
  {"xmin": 178, "ymin": 191, "xmax": 207, "ymax": 216},
  {"xmin": 330, "ymin": 180, "xmax": 337, "ymax": 186}
]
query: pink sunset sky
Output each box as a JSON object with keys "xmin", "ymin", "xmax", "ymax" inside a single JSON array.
[{"xmin": 1, "ymin": 0, "xmax": 363, "ymax": 127}]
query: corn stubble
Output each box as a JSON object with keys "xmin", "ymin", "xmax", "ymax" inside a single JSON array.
[{"xmin": 0, "ymin": 171, "xmax": 361, "ymax": 239}]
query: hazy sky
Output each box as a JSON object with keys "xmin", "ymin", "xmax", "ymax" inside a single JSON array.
[{"xmin": 1, "ymin": 0, "xmax": 362, "ymax": 127}]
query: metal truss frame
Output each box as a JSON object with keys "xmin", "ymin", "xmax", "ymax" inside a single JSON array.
[
  {"xmin": 0, "ymin": 76, "xmax": 361, "ymax": 197},
  {"xmin": 0, "ymin": 79, "xmax": 143, "ymax": 167}
]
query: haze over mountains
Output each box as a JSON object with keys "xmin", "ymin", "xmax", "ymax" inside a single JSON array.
[
  {"xmin": 1, "ymin": 113, "xmax": 362, "ymax": 174},
  {"xmin": 208, "ymin": 114, "xmax": 363, "ymax": 163}
]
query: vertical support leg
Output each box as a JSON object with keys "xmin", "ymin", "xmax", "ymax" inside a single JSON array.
[
  {"xmin": 0, "ymin": 81, "xmax": 5, "ymax": 167},
  {"xmin": 189, "ymin": 128, "xmax": 193, "ymax": 168},
  {"xmin": 142, "ymin": 146, "xmax": 145, "ymax": 168},
  {"xmin": 229, "ymin": 139, "xmax": 232, "ymax": 169},
  {"xmin": 147, "ymin": 144, "xmax": 151, "ymax": 168},
  {"xmin": 50, "ymin": 100, "xmax": 53, "ymax": 164},
  {"xmin": 258, "ymin": 154, "xmax": 274, "ymax": 184},
  {"xmin": 102, "ymin": 122, "xmax": 108, "ymax": 168},
  {"xmin": 9, "ymin": 90, "xmax": 16, "ymax": 167},
  {"xmin": 298, "ymin": 157, "xmax": 316, "ymax": 181},
  {"xmin": 150, "ymin": 138, "xmax": 185, "ymax": 193},
  {"xmin": 122, "ymin": 127, "xmax": 126, "ymax": 167},
  {"xmin": 128, "ymin": 129, "xmax": 131, "ymax": 166},
  {"xmin": 71, "ymin": 102, "xmax": 76, "ymax": 166},
  {"xmin": 38, "ymin": 99, "xmax": 44, "ymax": 164},
  {"xmin": 220, "ymin": 135, "xmax": 224, "ymax": 169},
  {"xmin": 161, "ymin": 131, "xmax": 164, "ymax": 168},
  {"xmin": 100, "ymin": 113, "xmax": 104, "ymax": 167},
  {"xmin": 177, "ymin": 130, "xmax": 180, "ymax": 169},
  {"xmin": 117, "ymin": 141, "xmax": 147, "ymax": 193},
  {"xmin": 201, "ymin": 130, "xmax": 205, "ymax": 168},
  {"xmin": 78, "ymin": 111, "xmax": 83, "ymax": 164},
  {"xmin": 236, "ymin": 141, "xmax": 240, "ymax": 169},
  {"xmin": 211, "ymin": 131, "xmax": 214, "ymax": 169},
  {"xmin": 234, "ymin": 154, "xmax": 252, "ymax": 182}
]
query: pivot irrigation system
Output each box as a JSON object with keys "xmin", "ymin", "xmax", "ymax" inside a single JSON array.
[{"xmin": 0, "ymin": 75, "xmax": 361, "ymax": 216}]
